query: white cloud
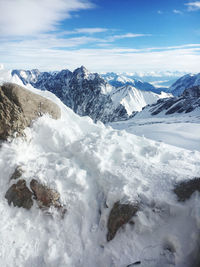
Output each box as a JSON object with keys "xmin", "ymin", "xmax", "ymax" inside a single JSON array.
[
  {"xmin": 157, "ymin": 10, "xmax": 163, "ymax": 14},
  {"xmin": 1, "ymin": 39, "xmax": 200, "ymax": 73},
  {"xmin": 185, "ymin": 1, "xmax": 200, "ymax": 11},
  {"xmin": 107, "ymin": 33, "xmax": 151, "ymax": 42},
  {"xmin": 173, "ymin": 9, "xmax": 183, "ymax": 14},
  {"xmin": 75, "ymin": 28, "xmax": 108, "ymax": 34},
  {"xmin": 0, "ymin": 0, "xmax": 94, "ymax": 36}
]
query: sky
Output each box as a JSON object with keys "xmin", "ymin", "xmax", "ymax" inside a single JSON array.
[{"xmin": 0, "ymin": 0, "xmax": 200, "ymax": 73}]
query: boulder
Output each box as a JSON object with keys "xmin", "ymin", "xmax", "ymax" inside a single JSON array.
[
  {"xmin": 107, "ymin": 201, "xmax": 139, "ymax": 241},
  {"xmin": 0, "ymin": 82, "xmax": 61, "ymax": 140},
  {"xmin": 5, "ymin": 179, "xmax": 33, "ymax": 209},
  {"xmin": 173, "ymin": 177, "xmax": 200, "ymax": 201},
  {"xmin": 30, "ymin": 179, "xmax": 65, "ymax": 211}
]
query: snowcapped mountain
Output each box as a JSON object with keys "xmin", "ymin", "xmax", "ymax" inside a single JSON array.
[
  {"xmin": 12, "ymin": 66, "xmax": 127, "ymax": 123},
  {"xmin": 110, "ymin": 85, "xmax": 172, "ymax": 115},
  {"xmin": 101, "ymin": 72, "xmax": 156, "ymax": 92},
  {"xmin": 133, "ymin": 85, "xmax": 200, "ymax": 118},
  {"xmin": 170, "ymin": 73, "xmax": 200, "ymax": 96},
  {"xmin": 101, "ymin": 71, "xmax": 185, "ymax": 92}
]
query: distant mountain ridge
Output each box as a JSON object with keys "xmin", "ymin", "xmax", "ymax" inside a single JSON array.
[
  {"xmin": 169, "ymin": 73, "xmax": 200, "ymax": 96},
  {"xmin": 134, "ymin": 85, "xmax": 200, "ymax": 118},
  {"xmin": 101, "ymin": 72, "xmax": 157, "ymax": 92},
  {"xmin": 101, "ymin": 71, "xmax": 185, "ymax": 93},
  {"xmin": 12, "ymin": 66, "xmax": 172, "ymax": 121}
]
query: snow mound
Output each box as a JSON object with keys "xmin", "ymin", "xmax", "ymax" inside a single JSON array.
[{"xmin": 0, "ymin": 82, "xmax": 200, "ymax": 267}]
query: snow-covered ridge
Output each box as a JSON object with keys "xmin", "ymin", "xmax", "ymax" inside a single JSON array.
[
  {"xmin": 170, "ymin": 73, "xmax": 200, "ymax": 96},
  {"xmin": 101, "ymin": 71, "xmax": 186, "ymax": 91},
  {"xmin": 110, "ymin": 84, "xmax": 172, "ymax": 115}
]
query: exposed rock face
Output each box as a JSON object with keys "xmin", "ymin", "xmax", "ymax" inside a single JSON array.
[
  {"xmin": 12, "ymin": 67, "xmax": 128, "ymax": 123},
  {"xmin": 170, "ymin": 73, "xmax": 200, "ymax": 96},
  {"xmin": 5, "ymin": 179, "xmax": 33, "ymax": 209},
  {"xmin": 107, "ymin": 201, "xmax": 139, "ymax": 241},
  {"xmin": 136, "ymin": 85, "xmax": 200, "ymax": 117},
  {"xmin": 0, "ymin": 83, "xmax": 61, "ymax": 140},
  {"xmin": 173, "ymin": 177, "xmax": 200, "ymax": 201},
  {"xmin": 30, "ymin": 179, "xmax": 61, "ymax": 209}
]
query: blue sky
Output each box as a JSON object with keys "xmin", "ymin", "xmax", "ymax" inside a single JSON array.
[{"xmin": 0, "ymin": 0, "xmax": 200, "ymax": 72}]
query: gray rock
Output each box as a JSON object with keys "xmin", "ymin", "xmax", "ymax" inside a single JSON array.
[
  {"xmin": 5, "ymin": 179, "xmax": 33, "ymax": 209},
  {"xmin": 10, "ymin": 166, "xmax": 24, "ymax": 180},
  {"xmin": 173, "ymin": 177, "xmax": 200, "ymax": 201},
  {"xmin": 0, "ymin": 83, "xmax": 61, "ymax": 140},
  {"xmin": 107, "ymin": 201, "xmax": 139, "ymax": 241}
]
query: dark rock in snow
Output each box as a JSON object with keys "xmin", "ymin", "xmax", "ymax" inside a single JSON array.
[
  {"xmin": 5, "ymin": 179, "xmax": 33, "ymax": 209},
  {"xmin": 0, "ymin": 83, "xmax": 61, "ymax": 140},
  {"xmin": 107, "ymin": 201, "xmax": 139, "ymax": 241},
  {"xmin": 10, "ymin": 166, "xmax": 24, "ymax": 180},
  {"xmin": 30, "ymin": 179, "xmax": 66, "ymax": 217},
  {"xmin": 173, "ymin": 177, "xmax": 200, "ymax": 201},
  {"xmin": 127, "ymin": 261, "xmax": 141, "ymax": 266},
  {"xmin": 30, "ymin": 179, "xmax": 61, "ymax": 208}
]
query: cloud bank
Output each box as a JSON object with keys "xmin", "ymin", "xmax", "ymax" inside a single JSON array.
[
  {"xmin": 185, "ymin": 1, "xmax": 200, "ymax": 11},
  {"xmin": 0, "ymin": 0, "xmax": 94, "ymax": 36}
]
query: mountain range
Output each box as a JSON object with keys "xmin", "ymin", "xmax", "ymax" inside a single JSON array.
[{"xmin": 12, "ymin": 67, "xmax": 172, "ymax": 122}]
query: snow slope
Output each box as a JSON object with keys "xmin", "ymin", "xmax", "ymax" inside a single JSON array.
[
  {"xmin": 110, "ymin": 116, "xmax": 200, "ymax": 151},
  {"xmin": 0, "ymin": 67, "xmax": 200, "ymax": 267},
  {"xmin": 110, "ymin": 85, "xmax": 172, "ymax": 114}
]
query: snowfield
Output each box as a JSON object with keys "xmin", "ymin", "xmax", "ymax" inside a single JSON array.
[
  {"xmin": 0, "ymin": 67, "xmax": 200, "ymax": 267},
  {"xmin": 110, "ymin": 116, "xmax": 200, "ymax": 152}
]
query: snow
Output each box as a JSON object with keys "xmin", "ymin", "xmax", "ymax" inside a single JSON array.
[
  {"xmin": 0, "ymin": 68, "xmax": 200, "ymax": 266},
  {"xmin": 110, "ymin": 85, "xmax": 172, "ymax": 114},
  {"xmin": 110, "ymin": 116, "xmax": 200, "ymax": 152}
]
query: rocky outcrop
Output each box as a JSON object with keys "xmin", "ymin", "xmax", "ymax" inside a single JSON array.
[
  {"xmin": 107, "ymin": 201, "xmax": 139, "ymax": 241},
  {"xmin": 5, "ymin": 179, "xmax": 33, "ymax": 209},
  {"xmin": 135, "ymin": 85, "xmax": 200, "ymax": 117},
  {"xmin": 173, "ymin": 177, "xmax": 200, "ymax": 201},
  {"xmin": 0, "ymin": 83, "xmax": 61, "ymax": 140}
]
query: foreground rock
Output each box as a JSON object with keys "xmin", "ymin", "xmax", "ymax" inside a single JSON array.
[
  {"xmin": 107, "ymin": 201, "xmax": 139, "ymax": 241},
  {"xmin": 5, "ymin": 176, "xmax": 66, "ymax": 217},
  {"xmin": 173, "ymin": 177, "xmax": 200, "ymax": 201},
  {"xmin": 30, "ymin": 179, "xmax": 61, "ymax": 209},
  {"xmin": 5, "ymin": 179, "xmax": 33, "ymax": 209},
  {"xmin": 0, "ymin": 83, "xmax": 61, "ymax": 140}
]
